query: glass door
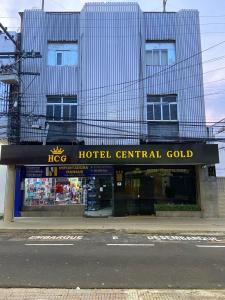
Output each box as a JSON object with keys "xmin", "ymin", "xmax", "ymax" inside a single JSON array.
[{"xmin": 85, "ymin": 176, "xmax": 113, "ymax": 217}]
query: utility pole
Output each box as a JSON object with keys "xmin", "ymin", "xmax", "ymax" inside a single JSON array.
[
  {"xmin": 42, "ymin": 0, "xmax": 45, "ymax": 10},
  {"xmin": 0, "ymin": 23, "xmax": 17, "ymax": 46},
  {"xmin": 0, "ymin": 23, "xmax": 42, "ymax": 144},
  {"xmin": 163, "ymin": 0, "xmax": 168, "ymax": 12}
]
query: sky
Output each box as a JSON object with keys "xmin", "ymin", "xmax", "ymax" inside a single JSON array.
[{"xmin": 1, "ymin": 0, "xmax": 225, "ymax": 123}]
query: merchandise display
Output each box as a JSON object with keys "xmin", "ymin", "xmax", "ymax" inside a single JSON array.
[
  {"xmin": 24, "ymin": 177, "xmax": 83, "ymax": 206},
  {"xmin": 24, "ymin": 176, "xmax": 112, "ymax": 210}
]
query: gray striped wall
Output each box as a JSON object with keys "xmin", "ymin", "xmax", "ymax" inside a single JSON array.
[
  {"xmin": 0, "ymin": 32, "xmax": 16, "ymax": 140},
  {"xmin": 20, "ymin": 3, "xmax": 207, "ymax": 144},
  {"xmin": 20, "ymin": 10, "xmax": 80, "ymax": 142},
  {"xmin": 79, "ymin": 3, "xmax": 142, "ymax": 145},
  {"xmin": 144, "ymin": 10, "xmax": 206, "ymax": 139}
]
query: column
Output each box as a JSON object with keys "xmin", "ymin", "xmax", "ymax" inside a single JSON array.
[
  {"xmin": 3, "ymin": 165, "xmax": 16, "ymax": 222},
  {"xmin": 196, "ymin": 165, "xmax": 218, "ymax": 218}
]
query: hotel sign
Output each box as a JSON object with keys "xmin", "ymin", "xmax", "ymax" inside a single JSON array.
[{"xmin": 0, "ymin": 144, "xmax": 219, "ymax": 165}]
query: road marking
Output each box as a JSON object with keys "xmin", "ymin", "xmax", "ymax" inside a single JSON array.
[
  {"xmin": 147, "ymin": 235, "xmax": 222, "ymax": 242},
  {"xmin": 25, "ymin": 243, "xmax": 74, "ymax": 246},
  {"xmin": 107, "ymin": 244, "xmax": 154, "ymax": 246},
  {"xmin": 112, "ymin": 236, "xmax": 119, "ymax": 240},
  {"xmin": 196, "ymin": 245, "xmax": 225, "ymax": 248},
  {"xmin": 28, "ymin": 236, "xmax": 83, "ymax": 241}
]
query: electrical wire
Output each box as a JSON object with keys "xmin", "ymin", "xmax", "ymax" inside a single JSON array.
[{"xmin": 18, "ymin": 53, "xmax": 225, "ymax": 100}]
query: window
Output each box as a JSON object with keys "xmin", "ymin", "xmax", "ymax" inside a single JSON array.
[
  {"xmin": 145, "ymin": 42, "xmax": 175, "ymax": 66},
  {"xmin": 147, "ymin": 95, "xmax": 177, "ymax": 121},
  {"xmin": 46, "ymin": 96, "xmax": 77, "ymax": 121},
  {"xmin": 47, "ymin": 43, "xmax": 78, "ymax": 66}
]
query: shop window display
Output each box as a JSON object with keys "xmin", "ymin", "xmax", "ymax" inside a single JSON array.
[
  {"xmin": 24, "ymin": 177, "xmax": 83, "ymax": 206},
  {"xmin": 24, "ymin": 176, "xmax": 113, "ymax": 213}
]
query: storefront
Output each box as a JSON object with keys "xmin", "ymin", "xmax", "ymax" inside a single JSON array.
[
  {"xmin": 0, "ymin": 144, "xmax": 219, "ymax": 217},
  {"xmin": 21, "ymin": 165, "xmax": 114, "ymax": 217}
]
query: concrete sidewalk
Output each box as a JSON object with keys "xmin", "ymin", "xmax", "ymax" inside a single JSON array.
[
  {"xmin": 0, "ymin": 216, "xmax": 225, "ymax": 234},
  {"xmin": 0, "ymin": 289, "xmax": 225, "ymax": 300}
]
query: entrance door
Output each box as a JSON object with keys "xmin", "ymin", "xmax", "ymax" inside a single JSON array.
[
  {"xmin": 124, "ymin": 173, "xmax": 155, "ymax": 215},
  {"xmin": 85, "ymin": 176, "xmax": 113, "ymax": 217},
  {"xmin": 138, "ymin": 176, "xmax": 155, "ymax": 215}
]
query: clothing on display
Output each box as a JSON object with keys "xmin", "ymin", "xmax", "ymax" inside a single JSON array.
[{"xmin": 24, "ymin": 177, "xmax": 83, "ymax": 206}]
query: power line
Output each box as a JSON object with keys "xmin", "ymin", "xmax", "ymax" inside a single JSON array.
[{"xmin": 17, "ymin": 52, "xmax": 225, "ymax": 99}]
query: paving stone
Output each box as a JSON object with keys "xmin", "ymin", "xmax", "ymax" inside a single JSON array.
[{"xmin": 0, "ymin": 289, "xmax": 224, "ymax": 300}]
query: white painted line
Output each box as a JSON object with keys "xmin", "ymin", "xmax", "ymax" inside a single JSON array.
[
  {"xmin": 25, "ymin": 243, "xmax": 74, "ymax": 246},
  {"xmin": 196, "ymin": 245, "xmax": 225, "ymax": 248},
  {"xmin": 28, "ymin": 236, "xmax": 83, "ymax": 240},
  {"xmin": 147, "ymin": 235, "xmax": 222, "ymax": 242},
  {"xmin": 112, "ymin": 236, "xmax": 119, "ymax": 240},
  {"xmin": 107, "ymin": 244, "xmax": 154, "ymax": 247}
]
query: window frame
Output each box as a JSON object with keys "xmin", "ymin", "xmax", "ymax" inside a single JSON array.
[
  {"xmin": 147, "ymin": 95, "xmax": 178, "ymax": 122},
  {"xmin": 46, "ymin": 96, "xmax": 77, "ymax": 122},
  {"xmin": 47, "ymin": 42, "xmax": 78, "ymax": 66},
  {"xmin": 145, "ymin": 41, "xmax": 176, "ymax": 66}
]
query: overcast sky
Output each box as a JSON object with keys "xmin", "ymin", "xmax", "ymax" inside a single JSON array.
[{"xmin": 1, "ymin": 0, "xmax": 225, "ymax": 123}]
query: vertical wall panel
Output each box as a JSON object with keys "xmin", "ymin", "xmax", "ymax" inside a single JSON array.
[
  {"xmin": 144, "ymin": 11, "xmax": 207, "ymax": 139},
  {"xmin": 20, "ymin": 5, "xmax": 207, "ymax": 144},
  {"xmin": 20, "ymin": 10, "xmax": 80, "ymax": 142},
  {"xmin": 80, "ymin": 3, "xmax": 143, "ymax": 145}
]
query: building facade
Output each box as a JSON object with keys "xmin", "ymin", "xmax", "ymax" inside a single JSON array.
[
  {"xmin": 0, "ymin": 3, "xmax": 220, "ymax": 219},
  {"xmin": 0, "ymin": 31, "xmax": 17, "ymax": 214}
]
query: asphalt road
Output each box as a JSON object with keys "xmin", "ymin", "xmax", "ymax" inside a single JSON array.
[{"xmin": 0, "ymin": 233, "xmax": 225, "ymax": 288}]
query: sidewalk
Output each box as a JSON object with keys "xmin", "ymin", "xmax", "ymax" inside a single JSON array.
[
  {"xmin": 0, "ymin": 289, "xmax": 225, "ymax": 300},
  {"xmin": 1, "ymin": 216, "xmax": 225, "ymax": 234}
]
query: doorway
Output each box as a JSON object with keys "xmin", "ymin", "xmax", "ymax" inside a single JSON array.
[
  {"xmin": 84, "ymin": 176, "xmax": 113, "ymax": 217},
  {"xmin": 124, "ymin": 170, "xmax": 155, "ymax": 215}
]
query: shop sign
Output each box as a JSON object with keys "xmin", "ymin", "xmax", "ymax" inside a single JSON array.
[
  {"xmin": 48, "ymin": 146, "xmax": 68, "ymax": 163},
  {"xmin": 0, "ymin": 144, "xmax": 219, "ymax": 165},
  {"xmin": 24, "ymin": 165, "xmax": 114, "ymax": 178}
]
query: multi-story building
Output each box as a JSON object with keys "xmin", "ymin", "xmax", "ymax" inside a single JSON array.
[
  {"xmin": 0, "ymin": 3, "xmax": 219, "ymax": 219},
  {"xmin": 0, "ymin": 31, "xmax": 17, "ymax": 214}
]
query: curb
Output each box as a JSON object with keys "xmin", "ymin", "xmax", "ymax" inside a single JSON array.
[{"xmin": 0, "ymin": 228, "xmax": 224, "ymax": 236}]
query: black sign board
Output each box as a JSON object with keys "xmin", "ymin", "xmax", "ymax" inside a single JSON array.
[{"xmin": 0, "ymin": 144, "xmax": 219, "ymax": 165}]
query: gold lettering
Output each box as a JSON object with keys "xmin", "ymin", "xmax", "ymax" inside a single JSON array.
[
  {"xmin": 106, "ymin": 151, "xmax": 112, "ymax": 158},
  {"xmin": 141, "ymin": 151, "xmax": 148, "ymax": 158},
  {"xmin": 48, "ymin": 155, "xmax": 54, "ymax": 163},
  {"xmin": 85, "ymin": 151, "xmax": 92, "ymax": 159},
  {"xmin": 135, "ymin": 151, "xmax": 141, "ymax": 158},
  {"xmin": 173, "ymin": 151, "xmax": 180, "ymax": 158},
  {"xmin": 54, "ymin": 155, "xmax": 60, "ymax": 162},
  {"xmin": 156, "ymin": 150, "xmax": 162, "ymax": 158},
  {"xmin": 116, "ymin": 151, "xmax": 121, "ymax": 158},
  {"xmin": 187, "ymin": 150, "xmax": 193, "ymax": 158},
  {"xmin": 167, "ymin": 150, "xmax": 173, "ymax": 158},
  {"xmin": 149, "ymin": 151, "xmax": 156, "ymax": 158},
  {"xmin": 180, "ymin": 151, "xmax": 185, "ymax": 158},
  {"xmin": 93, "ymin": 151, "xmax": 99, "ymax": 158},
  {"xmin": 121, "ymin": 151, "xmax": 127, "ymax": 159},
  {"xmin": 79, "ymin": 151, "xmax": 86, "ymax": 159},
  {"xmin": 127, "ymin": 151, "xmax": 134, "ymax": 158},
  {"xmin": 61, "ymin": 155, "xmax": 67, "ymax": 163},
  {"xmin": 100, "ymin": 151, "xmax": 106, "ymax": 159},
  {"xmin": 166, "ymin": 150, "xmax": 193, "ymax": 158}
]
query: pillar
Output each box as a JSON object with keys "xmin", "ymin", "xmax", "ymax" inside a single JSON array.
[
  {"xmin": 3, "ymin": 165, "xmax": 16, "ymax": 222},
  {"xmin": 196, "ymin": 165, "xmax": 218, "ymax": 218}
]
